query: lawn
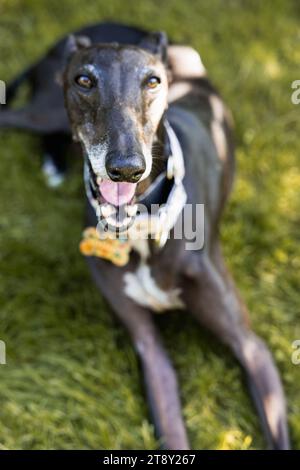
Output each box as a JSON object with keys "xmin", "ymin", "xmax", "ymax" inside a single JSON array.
[{"xmin": 0, "ymin": 0, "xmax": 299, "ymax": 450}]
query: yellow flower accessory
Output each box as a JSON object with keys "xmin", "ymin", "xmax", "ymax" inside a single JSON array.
[{"xmin": 79, "ymin": 227, "xmax": 131, "ymax": 267}]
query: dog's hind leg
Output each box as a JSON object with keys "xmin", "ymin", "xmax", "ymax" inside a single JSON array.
[
  {"xmin": 87, "ymin": 258, "xmax": 190, "ymax": 450},
  {"xmin": 0, "ymin": 106, "xmax": 69, "ymax": 134},
  {"xmin": 182, "ymin": 249, "xmax": 289, "ymax": 449},
  {"xmin": 42, "ymin": 133, "xmax": 70, "ymax": 187},
  {"xmin": 0, "ymin": 107, "xmax": 70, "ymax": 187}
]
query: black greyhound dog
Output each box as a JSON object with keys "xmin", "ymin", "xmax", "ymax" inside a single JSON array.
[{"xmin": 0, "ymin": 22, "xmax": 289, "ymax": 449}]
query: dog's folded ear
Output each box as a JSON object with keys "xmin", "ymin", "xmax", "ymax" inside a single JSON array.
[
  {"xmin": 63, "ymin": 34, "xmax": 92, "ymax": 61},
  {"xmin": 139, "ymin": 31, "xmax": 168, "ymax": 63},
  {"xmin": 56, "ymin": 34, "xmax": 92, "ymax": 86}
]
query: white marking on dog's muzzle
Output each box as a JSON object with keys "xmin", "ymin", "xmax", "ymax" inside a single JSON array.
[{"xmin": 78, "ymin": 131, "xmax": 109, "ymax": 178}]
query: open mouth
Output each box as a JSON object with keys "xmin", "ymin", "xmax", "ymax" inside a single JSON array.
[
  {"xmin": 91, "ymin": 175, "xmax": 139, "ymax": 233},
  {"xmin": 98, "ymin": 178, "xmax": 138, "ymax": 231},
  {"xmin": 85, "ymin": 152, "xmax": 169, "ymax": 234}
]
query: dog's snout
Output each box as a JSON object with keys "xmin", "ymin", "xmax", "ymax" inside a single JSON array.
[{"xmin": 106, "ymin": 152, "xmax": 146, "ymax": 183}]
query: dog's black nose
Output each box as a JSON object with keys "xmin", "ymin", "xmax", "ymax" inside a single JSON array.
[{"xmin": 106, "ymin": 153, "xmax": 146, "ymax": 183}]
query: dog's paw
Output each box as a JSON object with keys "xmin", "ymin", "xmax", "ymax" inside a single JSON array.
[{"xmin": 42, "ymin": 154, "xmax": 65, "ymax": 188}]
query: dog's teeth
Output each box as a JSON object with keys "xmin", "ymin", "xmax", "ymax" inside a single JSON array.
[
  {"xmin": 96, "ymin": 177, "xmax": 102, "ymax": 185},
  {"xmin": 106, "ymin": 216, "xmax": 120, "ymax": 227},
  {"xmin": 126, "ymin": 204, "xmax": 138, "ymax": 217},
  {"xmin": 106, "ymin": 216, "xmax": 131, "ymax": 228},
  {"xmin": 123, "ymin": 217, "xmax": 132, "ymax": 226},
  {"xmin": 100, "ymin": 204, "xmax": 116, "ymax": 217}
]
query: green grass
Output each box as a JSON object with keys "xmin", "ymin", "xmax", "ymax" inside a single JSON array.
[{"xmin": 0, "ymin": 0, "xmax": 299, "ymax": 450}]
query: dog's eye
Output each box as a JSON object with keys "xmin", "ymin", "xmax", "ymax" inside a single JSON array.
[
  {"xmin": 146, "ymin": 76, "xmax": 161, "ymax": 90},
  {"xmin": 75, "ymin": 75, "xmax": 94, "ymax": 90}
]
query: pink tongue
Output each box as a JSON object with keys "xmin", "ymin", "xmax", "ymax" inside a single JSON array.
[{"xmin": 99, "ymin": 180, "xmax": 137, "ymax": 206}]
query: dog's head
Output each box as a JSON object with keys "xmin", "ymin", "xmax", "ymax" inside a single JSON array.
[{"xmin": 62, "ymin": 33, "xmax": 169, "ymax": 229}]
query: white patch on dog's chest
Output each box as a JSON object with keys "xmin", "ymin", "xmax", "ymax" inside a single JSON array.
[{"xmin": 123, "ymin": 241, "xmax": 184, "ymax": 313}]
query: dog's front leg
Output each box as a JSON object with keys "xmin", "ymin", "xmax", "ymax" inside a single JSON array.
[
  {"xmin": 133, "ymin": 317, "xmax": 190, "ymax": 450},
  {"xmin": 181, "ymin": 251, "xmax": 289, "ymax": 449},
  {"xmin": 87, "ymin": 258, "xmax": 189, "ymax": 450}
]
